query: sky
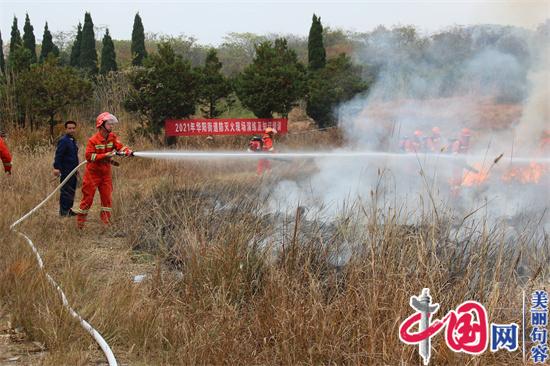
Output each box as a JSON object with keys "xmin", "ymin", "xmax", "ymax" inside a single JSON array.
[{"xmin": 1, "ymin": 0, "xmax": 549, "ymax": 46}]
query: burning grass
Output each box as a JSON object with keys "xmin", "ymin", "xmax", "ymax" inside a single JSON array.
[{"xmin": 1, "ymin": 138, "xmax": 548, "ymax": 365}]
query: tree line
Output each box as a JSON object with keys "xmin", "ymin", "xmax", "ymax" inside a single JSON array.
[{"xmin": 0, "ymin": 12, "xmax": 368, "ymax": 137}]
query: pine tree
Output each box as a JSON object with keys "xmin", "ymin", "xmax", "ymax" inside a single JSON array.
[
  {"xmin": 9, "ymin": 16, "xmax": 22, "ymax": 54},
  {"xmin": 79, "ymin": 12, "xmax": 98, "ymax": 74},
  {"xmin": 306, "ymin": 54, "xmax": 368, "ymax": 127},
  {"xmin": 8, "ymin": 16, "xmax": 28, "ymax": 72},
  {"xmin": 308, "ymin": 14, "xmax": 326, "ymax": 71},
  {"xmin": 39, "ymin": 23, "xmax": 59, "ymax": 62},
  {"xmin": 125, "ymin": 42, "xmax": 200, "ymax": 136},
  {"xmin": 70, "ymin": 23, "xmax": 82, "ymax": 67},
  {"xmin": 22, "ymin": 13, "xmax": 37, "ymax": 64},
  {"xmin": 198, "ymin": 49, "xmax": 232, "ymax": 118},
  {"xmin": 100, "ymin": 29, "xmax": 117, "ymax": 74},
  {"xmin": 0, "ymin": 31, "xmax": 5, "ymax": 74},
  {"xmin": 131, "ymin": 13, "xmax": 147, "ymax": 66},
  {"xmin": 235, "ymin": 39, "xmax": 306, "ymax": 118}
]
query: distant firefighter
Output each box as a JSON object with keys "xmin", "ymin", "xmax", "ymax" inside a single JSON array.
[
  {"xmin": 248, "ymin": 135, "xmax": 263, "ymax": 152},
  {"xmin": 257, "ymin": 127, "xmax": 277, "ymax": 175},
  {"xmin": 449, "ymin": 128, "xmax": 473, "ymax": 197},
  {"xmin": 452, "ymin": 128, "xmax": 471, "ymax": 154},
  {"xmin": 411, "ymin": 130, "xmax": 425, "ymax": 153},
  {"xmin": 399, "ymin": 135, "xmax": 410, "ymax": 153},
  {"xmin": 426, "ymin": 127, "xmax": 443, "ymax": 153}
]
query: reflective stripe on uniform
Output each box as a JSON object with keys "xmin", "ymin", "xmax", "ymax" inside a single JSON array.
[
  {"xmin": 95, "ymin": 144, "xmax": 106, "ymax": 149},
  {"xmin": 91, "ymin": 153, "xmax": 97, "ymax": 161},
  {"xmin": 73, "ymin": 208, "xmax": 89, "ymax": 214},
  {"xmin": 3, "ymin": 162, "xmax": 11, "ymax": 166},
  {"xmin": 106, "ymin": 142, "xmax": 114, "ymax": 148},
  {"xmin": 100, "ymin": 207, "xmax": 112, "ymax": 212}
]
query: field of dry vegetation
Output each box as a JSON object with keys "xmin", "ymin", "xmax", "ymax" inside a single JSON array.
[{"xmin": 0, "ymin": 107, "xmax": 548, "ymax": 365}]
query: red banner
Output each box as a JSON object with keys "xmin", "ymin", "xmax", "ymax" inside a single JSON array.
[{"xmin": 165, "ymin": 118, "xmax": 288, "ymax": 136}]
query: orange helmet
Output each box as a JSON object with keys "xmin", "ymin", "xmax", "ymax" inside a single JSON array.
[
  {"xmin": 413, "ymin": 130, "xmax": 423, "ymax": 137},
  {"xmin": 431, "ymin": 127, "xmax": 441, "ymax": 135},
  {"xmin": 96, "ymin": 112, "xmax": 119, "ymax": 128},
  {"xmin": 265, "ymin": 127, "xmax": 277, "ymax": 135},
  {"xmin": 461, "ymin": 128, "xmax": 471, "ymax": 137}
]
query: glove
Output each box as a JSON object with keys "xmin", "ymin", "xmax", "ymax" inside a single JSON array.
[{"xmin": 125, "ymin": 149, "xmax": 134, "ymax": 157}]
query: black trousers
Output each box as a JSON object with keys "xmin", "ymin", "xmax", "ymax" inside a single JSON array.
[{"xmin": 59, "ymin": 174, "xmax": 77, "ymax": 215}]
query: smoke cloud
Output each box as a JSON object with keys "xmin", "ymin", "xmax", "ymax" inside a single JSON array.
[{"xmin": 270, "ymin": 20, "xmax": 549, "ymax": 228}]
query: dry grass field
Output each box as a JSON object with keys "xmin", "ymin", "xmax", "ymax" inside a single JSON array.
[{"xmin": 0, "ymin": 104, "xmax": 548, "ymax": 365}]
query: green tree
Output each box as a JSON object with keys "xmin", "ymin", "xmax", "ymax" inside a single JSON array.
[
  {"xmin": 9, "ymin": 16, "xmax": 22, "ymax": 54},
  {"xmin": 235, "ymin": 38, "xmax": 306, "ymax": 118},
  {"xmin": 308, "ymin": 14, "xmax": 326, "ymax": 71},
  {"xmin": 131, "ymin": 12, "xmax": 147, "ymax": 66},
  {"xmin": 0, "ymin": 31, "xmax": 5, "ymax": 74},
  {"xmin": 100, "ymin": 29, "xmax": 117, "ymax": 74},
  {"xmin": 39, "ymin": 22, "xmax": 60, "ymax": 62},
  {"xmin": 307, "ymin": 54, "xmax": 368, "ymax": 127},
  {"xmin": 16, "ymin": 58, "xmax": 92, "ymax": 135},
  {"xmin": 198, "ymin": 49, "xmax": 232, "ymax": 118},
  {"xmin": 69, "ymin": 23, "xmax": 82, "ymax": 67},
  {"xmin": 9, "ymin": 47, "xmax": 32, "ymax": 74},
  {"xmin": 79, "ymin": 12, "xmax": 98, "ymax": 74},
  {"xmin": 22, "ymin": 13, "xmax": 37, "ymax": 64},
  {"xmin": 8, "ymin": 16, "xmax": 23, "ymax": 70},
  {"xmin": 125, "ymin": 42, "xmax": 200, "ymax": 136}
]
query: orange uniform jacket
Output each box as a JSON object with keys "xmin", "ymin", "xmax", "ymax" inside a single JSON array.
[
  {"xmin": 76, "ymin": 132, "xmax": 130, "ymax": 226},
  {"xmin": 84, "ymin": 131, "xmax": 130, "ymax": 171},
  {"xmin": 262, "ymin": 134, "xmax": 274, "ymax": 152},
  {"xmin": 0, "ymin": 137, "xmax": 12, "ymax": 173},
  {"xmin": 257, "ymin": 134, "xmax": 274, "ymax": 175}
]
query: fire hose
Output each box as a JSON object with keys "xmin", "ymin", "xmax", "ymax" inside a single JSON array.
[{"xmin": 10, "ymin": 158, "xmax": 119, "ymax": 366}]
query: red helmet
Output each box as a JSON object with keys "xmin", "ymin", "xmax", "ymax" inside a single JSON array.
[
  {"xmin": 461, "ymin": 128, "xmax": 471, "ymax": 137},
  {"xmin": 96, "ymin": 112, "xmax": 119, "ymax": 128},
  {"xmin": 431, "ymin": 127, "xmax": 441, "ymax": 135},
  {"xmin": 413, "ymin": 130, "xmax": 423, "ymax": 137}
]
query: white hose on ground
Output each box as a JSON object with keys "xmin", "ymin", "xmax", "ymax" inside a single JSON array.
[{"xmin": 9, "ymin": 160, "xmax": 118, "ymax": 366}]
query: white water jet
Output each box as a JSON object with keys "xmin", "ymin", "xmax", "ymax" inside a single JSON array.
[{"xmin": 133, "ymin": 150, "xmax": 548, "ymax": 164}]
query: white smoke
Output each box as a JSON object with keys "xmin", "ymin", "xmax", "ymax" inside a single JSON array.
[{"xmin": 270, "ymin": 21, "xmax": 549, "ymax": 226}]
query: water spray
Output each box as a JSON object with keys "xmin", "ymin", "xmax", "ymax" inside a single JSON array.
[{"xmin": 133, "ymin": 150, "xmax": 548, "ymax": 164}]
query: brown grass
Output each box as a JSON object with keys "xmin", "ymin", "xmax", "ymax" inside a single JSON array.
[
  {"xmin": 1, "ymin": 129, "xmax": 548, "ymax": 365},
  {"xmin": 0, "ymin": 97, "xmax": 548, "ymax": 365}
]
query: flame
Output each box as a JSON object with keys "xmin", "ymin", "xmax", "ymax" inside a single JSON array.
[
  {"xmin": 502, "ymin": 162, "xmax": 547, "ymax": 184},
  {"xmin": 461, "ymin": 163, "xmax": 490, "ymax": 187}
]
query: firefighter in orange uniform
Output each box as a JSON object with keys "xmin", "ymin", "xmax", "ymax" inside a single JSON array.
[
  {"xmin": 76, "ymin": 112, "xmax": 133, "ymax": 228},
  {"xmin": 257, "ymin": 127, "xmax": 277, "ymax": 175},
  {"xmin": 426, "ymin": 127, "xmax": 442, "ymax": 153},
  {"xmin": 452, "ymin": 128, "xmax": 471, "ymax": 154},
  {"xmin": 411, "ymin": 130, "xmax": 425, "ymax": 153},
  {"xmin": 0, "ymin": 131, "xmax": 12, "ymax": 175},
  {"xmin": 450, "ymin": 128, "xmax": 472, "ymax": 197}
]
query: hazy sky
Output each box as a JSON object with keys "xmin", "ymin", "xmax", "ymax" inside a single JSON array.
[{"xmin": 1, "ymin": 1, "xmax": 549, "ymax": 46}]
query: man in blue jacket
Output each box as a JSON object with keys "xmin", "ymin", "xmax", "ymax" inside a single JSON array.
[{"xmin": 53, "ymin": 121, "xmax": 79, "ymax": 216}]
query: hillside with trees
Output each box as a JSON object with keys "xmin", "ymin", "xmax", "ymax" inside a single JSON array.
[{"xmin": 1, "ymin": 11, "xmax": 547, "ymax": 137}]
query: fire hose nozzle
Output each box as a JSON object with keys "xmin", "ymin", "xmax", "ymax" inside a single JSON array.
[{"xmin": 115, "ymin": 151, "xmax": 134, "ymax": 157}]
